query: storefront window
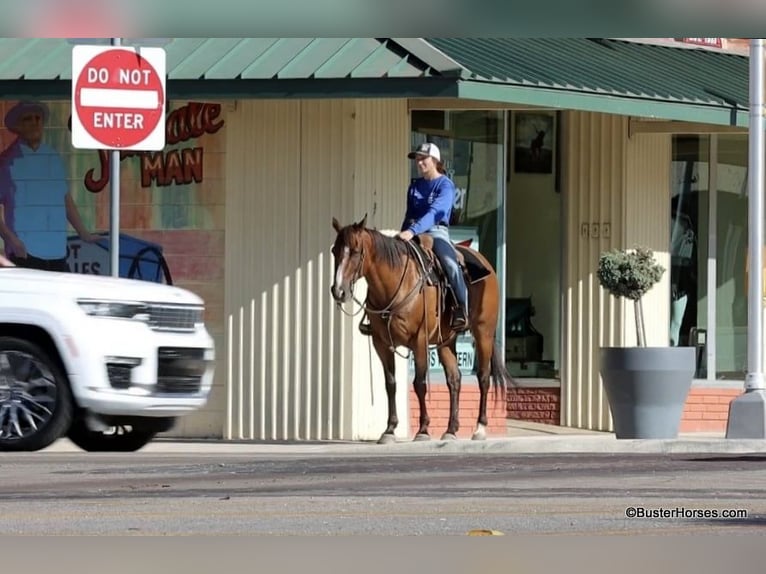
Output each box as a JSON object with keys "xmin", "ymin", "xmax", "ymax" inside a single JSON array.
[
  {"xmin": 671, "ymin": 134, "xmax": 748, "ymax": 380},
  {"xmin": 410, "ymin": 110, "xmax": 505, "ymax": 374}
]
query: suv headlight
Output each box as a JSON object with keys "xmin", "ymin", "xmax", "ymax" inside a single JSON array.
[{"xmin": 77, "ymin": 299, "xmax": 150, "ymax": 321}]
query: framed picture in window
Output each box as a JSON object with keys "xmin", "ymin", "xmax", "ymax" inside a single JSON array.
[{"xmin": 513, "ymin": 112, "xmax": 555, "ymax": 175}]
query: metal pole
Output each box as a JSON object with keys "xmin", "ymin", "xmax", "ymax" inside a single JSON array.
[
  {"xmin": 109, "ymin": 37, "xmax": 121, "ymax": 277},
  {"xmin": 746, "ymin": 38, "xmax": 765, "ymax": 391}
]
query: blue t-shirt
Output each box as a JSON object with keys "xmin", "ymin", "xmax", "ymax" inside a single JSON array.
[
  {"xmin": 401, "ymin": 175, "xmax": 455, "ymax": 235},
  {"xmin": 0, "ymin": 141, "xmax": 69, "ymax": 259}
]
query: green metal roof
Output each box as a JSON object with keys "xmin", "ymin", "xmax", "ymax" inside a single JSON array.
[
  {"xmin": 426, "ymin": 38, "xmax": 749, "ymax": 126},
  {"xmin": 0, "ymin": 38, "xmax": 750, "ymax": 126},
  {"xmin": 0, "ymin": 38, "xmax": 445, "ymax": 81}
]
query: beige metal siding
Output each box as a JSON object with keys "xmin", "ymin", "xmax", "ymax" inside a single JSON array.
[
  {"xmin": 562, "ymin": 111, "xmax": 626, "ymax": 431},
  {"xmin": 224, "ymin": 100, "xmax": 302, "ymax": 440},
  {"xmin": 625, "ymin": 133, "xmax": 672, "ymax": 346},
  {"xmin": 562, "ymin": 112, "xmax": 672, "ymax": 431},
  {"xmin": 349, "ymin": 99, "xmax": 411, "ymax": 439},
  {"xmin": 224, "ymin": 98, "xmax": 410, "ymax": 440}
]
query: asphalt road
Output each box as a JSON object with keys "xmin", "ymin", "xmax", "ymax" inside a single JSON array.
[{"xmin": 1, "ymin": 448, "xmax": 765, "ymax": 536}]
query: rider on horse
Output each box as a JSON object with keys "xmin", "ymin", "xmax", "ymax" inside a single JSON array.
[{"xmin": 360, "ymin": 141, "xmax": 470, "ymax": 335}]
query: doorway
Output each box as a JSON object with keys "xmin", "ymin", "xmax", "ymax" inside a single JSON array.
[{"xmin": 504, "ymin": 111, "xmax": 561, "ymax": 380}]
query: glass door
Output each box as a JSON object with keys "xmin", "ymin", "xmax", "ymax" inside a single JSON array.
[{"xmin": 670, "ymin": 133, "xmax": 749, "ymax": 381}]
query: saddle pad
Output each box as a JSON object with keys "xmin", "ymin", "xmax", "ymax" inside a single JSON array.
[{"xmin": 455, "ymin": 245, "xmax": 492, "ymax": 284}]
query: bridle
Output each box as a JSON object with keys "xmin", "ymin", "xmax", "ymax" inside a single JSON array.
[
  {"xmin": 334, "ymin": 233, "xmax": 454, "ymax": 357},
  {"xmin": 335, "ymin": 240, "xmax": 423, "ymax": 319}
]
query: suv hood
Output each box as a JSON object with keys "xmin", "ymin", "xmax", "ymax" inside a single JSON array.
[{"xmin": 0, "ymin": 268, "xmax": 203, "ymax": 305}]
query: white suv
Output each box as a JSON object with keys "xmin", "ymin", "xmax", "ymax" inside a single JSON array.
[{"xmin": 0, "ymin": 266, "xmax": 215, "ymax": 452}]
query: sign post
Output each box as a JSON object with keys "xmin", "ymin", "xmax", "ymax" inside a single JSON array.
[{"xmin": 71, "ymin": 39, "xmax": 166, "ymax": 277}]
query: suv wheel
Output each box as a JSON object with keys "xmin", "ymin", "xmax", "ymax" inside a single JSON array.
[{"xmin": 0, "ymin": 337, "xmax": 73, "ymax": 451}]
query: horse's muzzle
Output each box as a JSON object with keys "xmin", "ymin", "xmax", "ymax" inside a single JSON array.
[{"xmin": 330, "ymin": 284, "xmax": 350, "ymax": 304}]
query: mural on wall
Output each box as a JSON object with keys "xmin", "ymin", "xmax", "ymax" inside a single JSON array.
[
  {"xmin": 0, "ymin": 99, "xmax": 226, "ymax": 288},
  {"xmin": 0, "ymin": 100, "xmax": 98, "ymax": 272}
]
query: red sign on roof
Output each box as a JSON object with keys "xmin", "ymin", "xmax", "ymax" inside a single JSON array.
[
  {"xmin": 677, "ymin": 38, "xmax": 723, "ymax": 48},
  {"xmin": 71, "ymin": 45, "xmax": 166, "ymax": 151}
]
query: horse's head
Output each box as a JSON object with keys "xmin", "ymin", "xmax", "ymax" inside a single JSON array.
[{"xmin": 330, "ymin": 214, "xmax": 368, "ymax": 303}]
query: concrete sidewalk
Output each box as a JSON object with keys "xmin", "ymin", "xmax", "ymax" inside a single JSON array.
[{"xmin": 42, "ymin": 420, "xmax": 766, "ymax": 455}]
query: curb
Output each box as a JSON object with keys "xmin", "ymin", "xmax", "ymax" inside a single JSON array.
[{"xmin": 42, "ymin": 436, "xmax": 766, "ymax": 455}]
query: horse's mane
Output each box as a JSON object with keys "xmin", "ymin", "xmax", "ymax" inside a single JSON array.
[{"xmin": 365, "ymin": 229, "xmax": 411, "ymax": 270}]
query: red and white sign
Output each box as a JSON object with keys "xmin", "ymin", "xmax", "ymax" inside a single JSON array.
[{"xmin": 71, "ymin": 45, "xmax": 166, "ymax": 151}]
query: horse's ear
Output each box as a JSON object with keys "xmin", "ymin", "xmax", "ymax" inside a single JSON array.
[
  {"xmin": 332, "ymin": 217, "xmax": 342, "ymax": 233},
  {"xmin": 357, "ymin": 213, "xmax": 367, "ymax": 229}
]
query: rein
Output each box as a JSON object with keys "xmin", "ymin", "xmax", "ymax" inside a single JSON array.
[{"xmin": 335, "ymin": 234, "xmax": 456, "ymax": 358}]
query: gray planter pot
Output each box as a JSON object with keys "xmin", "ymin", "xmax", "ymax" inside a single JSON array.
[{"xmin": 599, "ymin": 347, "xmax": 696, "ymax": 439}]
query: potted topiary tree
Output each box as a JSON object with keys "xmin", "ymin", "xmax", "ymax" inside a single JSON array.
[{"xmin": 597, "ymin": 246, "xmax": 696, "ymax": 439}]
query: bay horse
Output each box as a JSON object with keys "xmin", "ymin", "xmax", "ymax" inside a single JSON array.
[{"xmin": 330, "ymin": 215, "xmax": 514, "ymax": 444}]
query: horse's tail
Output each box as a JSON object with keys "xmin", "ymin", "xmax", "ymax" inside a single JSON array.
[{"xmin": 490, "ymin": 341, "xmax": 517, "ymax": 402}]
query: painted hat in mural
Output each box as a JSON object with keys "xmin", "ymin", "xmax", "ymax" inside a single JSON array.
[
  {"xmin": 4, "ymin": 100, "xmax": 50, "ymax": 133},
  {"xmin": 407, "ymin": 141, "xmax": 441, "ymax": 161}
]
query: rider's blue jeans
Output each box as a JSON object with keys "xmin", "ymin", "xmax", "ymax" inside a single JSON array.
[{"xmin": 427, "ymin": 225, "xmax": 468, "ymax": 310}]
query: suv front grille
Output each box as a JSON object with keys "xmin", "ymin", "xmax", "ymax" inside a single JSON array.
[{"xmin": 145, "ymin": 304, "xmax": 204, "ymax": 332}]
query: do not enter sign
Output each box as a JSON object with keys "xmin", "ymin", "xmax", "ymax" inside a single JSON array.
[{"xmin": 71, "ymin": 45, "xmax": 166, "ymax": 151}]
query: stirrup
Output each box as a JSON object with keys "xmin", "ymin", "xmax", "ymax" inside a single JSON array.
[
  {"xmin": 359, "ymin": 319, "xmax": 373, "ymax": 336},
  {"xmin": 450, "ymin": 308, "xmax": 470, "ymax": 332}
]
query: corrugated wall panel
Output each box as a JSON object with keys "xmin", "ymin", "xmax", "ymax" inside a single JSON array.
[
  {"xmin": 625, "ymin": 133, "xmax": 672, "ymax": 346},
  {"xmin": 562, "ymin": 111, "xmax": 627, "ymax": 431},
  {"xmin": 353, "ymin": 99, "xmax": 410, "ymax": 234},
  {"xmin": 563, "ymin": 114, "xmax": 671, "ymax": 432},
  {"xmin": 225, "ymin": 98, "xmax": 411, "ymax": 440},
  {"xmin": 225, "ymin": 100, "xmax": 302, "ymax": 440},
  {"xmin": 299, "ymin": 99, "xmax": 354, "ymax": 440},
  {"xmin": 350, "ymin": 99, "xmax": 411, "ymax": 439}
]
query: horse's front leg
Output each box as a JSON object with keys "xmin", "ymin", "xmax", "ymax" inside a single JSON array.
[
  {"xmin": 372, "ymin": 338, "xmax": 398, "ymax": 444},
  {"xmin": 412, "ymin": 344, "xmax": 431, "ymax": 441}
]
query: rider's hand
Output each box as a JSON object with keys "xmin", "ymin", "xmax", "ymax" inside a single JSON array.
[{"xmin": 397, "ymin": 230, "xmax": 415, "ymax": 242}]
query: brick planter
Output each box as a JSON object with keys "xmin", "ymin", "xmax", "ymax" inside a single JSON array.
[
  {"xmin": 679, "ymin": 388, "xmax": 740, "ymax": 433},
  {"xmin": 506, "ymin": 386, "xmax": 561, "ymax": 425},
  {"xmin": 503, "ymin": 384, "xmax": 740, "ymax": 434}
]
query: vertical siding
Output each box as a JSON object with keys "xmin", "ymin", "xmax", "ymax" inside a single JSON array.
[
  {"xmin": 224, "ymin": 100, "xmax": 301, "ymax": 440},
  {"xmin": 563, "ymin": 113, "xmax": 672, "ymax": 431},
  {"xmin": 625, "ymin": 133, "xmax": 672, "ymax": 346},
  {"xmin": 224, "ymin": 98, "xmax": 410, "ymax": 440},
  {"xmin": 299, "ymin": 99, "xmax": 354, "ymax": 440},
  {"xmin": 562, "ymin": 111, "xmax": 626, "ymax": 431},
  {"xmin": 350, "ymin": 99, "xmax": 411, "ymax": 439}
]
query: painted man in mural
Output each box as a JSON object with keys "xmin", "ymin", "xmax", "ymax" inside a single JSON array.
[{"xmin": 0, "ymin": 100, "xmax": 98, "ymax": 271}]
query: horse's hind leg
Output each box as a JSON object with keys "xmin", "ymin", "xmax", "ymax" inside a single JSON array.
[
  {"xmin": 472, "ymin": 331, "xmax": 493, "ymax": 441},
  {"xmin": 412, "ymin": 345, "xmax": 431, "ymax": 441},
  {"xmin": 372, "ymin": 338, "xmax": 398, "ymax": 445},
  {"xmin": 437, "ymin": 340, "xmax": 461, "ymax": 440}
]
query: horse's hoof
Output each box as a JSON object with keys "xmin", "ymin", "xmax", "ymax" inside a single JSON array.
[
  {"xmin": 413, "ymin": 433, "xmax": 431, "ymax": 442},
  {"xmin": 440, "ymin": 432, "xmax": 458, "ymax": 441},
  {"xmin": 377, "ymin": 433, "xmax": 396, "ymax": 445},
  {"xmin": 471, "ymin": 424, "xmax": 487, "ymax": 441}
]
